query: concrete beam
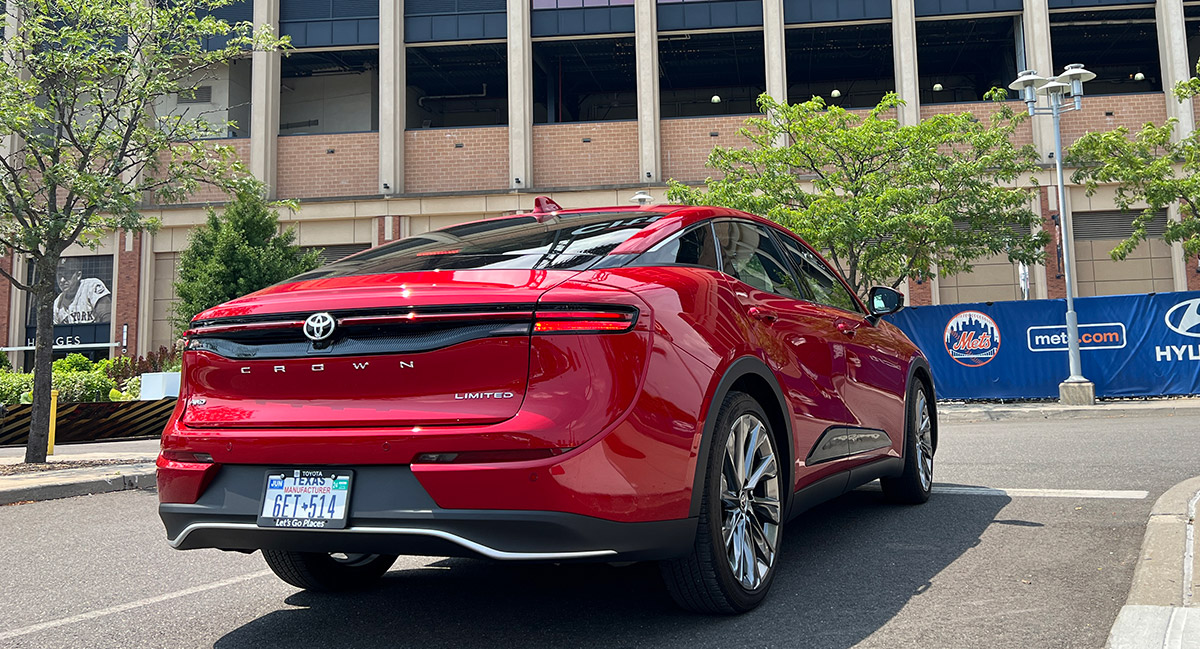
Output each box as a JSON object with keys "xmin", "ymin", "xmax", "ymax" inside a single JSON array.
[
  {"xmin": 507, "ymin": 0, "xmax": 533, "ymax": 190},
  {"xmin": 635, "ymin": 0, "xmax": 661, "ymax": 184},
  {"xmin": 1022, "ymin": 0, "xmax": 1056, "ymax": 161},
  {"xmin": 379, "ymin": 0, "xmax": 405, "ymax": 195},
  {"xmin": 1157, "ymin": 0, "xmax": 1194, "ymax": 292},
  {"xmin": 763, "ymin": 0, "xmax": 787, "ymax": 105},
  {"xmin": 890, "ymin": 0, "xmax": 920, "ymax": 126},
  {"xmin": 250, "ymin": 0, "xmax": 281, "ymax": 197}
]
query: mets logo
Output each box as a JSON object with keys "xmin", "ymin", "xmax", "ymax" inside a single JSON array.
[{"xmin": 944, "ymin": 310, "xmax": 1001, "ymax": 367}]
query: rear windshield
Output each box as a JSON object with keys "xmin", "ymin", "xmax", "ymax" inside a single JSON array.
[{"xmin": 290, "ymin": 212, "xmax": 665, "ymax": 281}]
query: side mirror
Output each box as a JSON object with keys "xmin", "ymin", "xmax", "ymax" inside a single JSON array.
[{"xmin": 868, "ymin": 286, "xmax": 905, "ymax": 317}]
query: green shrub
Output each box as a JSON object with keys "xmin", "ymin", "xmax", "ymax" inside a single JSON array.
[
  {"xmin": 109, "ymin": 376, "xmax": 141, "ymax": 402},
  {"xmin": 0, "ymin": 372, "xmax": 33, "ymax": 405},
  {"xmin": 52, "ymin": 353, "xmax": 94, "ymax": 373},
  {"xmin": 52, "ymin": 371, "xmax": 117, "ymax": 403}
]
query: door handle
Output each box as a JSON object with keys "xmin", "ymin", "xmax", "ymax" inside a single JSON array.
[
  {"xmin": 836, "ymin": 321, "xmax": 857, "ymax": 337},
  {"xmin": 748, "ymin": 307, "xmax": 778, "ymax": 323}
]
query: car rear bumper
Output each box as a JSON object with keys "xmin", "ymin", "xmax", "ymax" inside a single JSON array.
[{"xmin": 159, "ymin": 464, "xmax": 696, "ymax": 562}]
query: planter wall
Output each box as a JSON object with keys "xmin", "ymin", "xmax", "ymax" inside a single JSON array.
[{"xmin": 0, "ymin": 399, "xmax": 176, "ymax": 447}]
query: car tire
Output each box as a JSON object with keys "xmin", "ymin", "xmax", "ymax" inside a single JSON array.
[
  {"xmin": 262, "ymin": 550, "xmax": 397, "ymax": 591},
  {"xmin": 661, "ymin": 391, "xmax": 784, "ymax": 614},
  {"xmin": 880, "ymin": 381, "xmax": 934, "ymax": 505}
]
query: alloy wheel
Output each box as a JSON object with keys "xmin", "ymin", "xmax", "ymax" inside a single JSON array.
[
  {"xmin": 719, "ymin": 414, "xmax": 781, "ymax": 591},
  {"xmin": 915, "ymin": 389, "xmax": 934, "ymax": 491}
]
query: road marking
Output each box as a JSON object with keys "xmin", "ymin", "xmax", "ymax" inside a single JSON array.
[
  {"xmin": 0, "ymin": 570, "xmax": 272, "ymax": 642},
  {"xmin": 861, "ymin": 484, "xmax": 1149, "ymax": 500}
]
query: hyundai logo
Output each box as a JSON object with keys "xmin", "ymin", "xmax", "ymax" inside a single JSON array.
[
  {"xmin": 303, "ymin": 312, "xmax": 337, "ymax": 342},
  {"xmin": 1165, "ymin": 298, "xmax": 1200, "ymax": 338}
]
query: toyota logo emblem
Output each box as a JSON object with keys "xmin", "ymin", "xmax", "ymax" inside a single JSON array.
[{"xmin": 304, "ymin": 312, "xmax": 337, "ymax": 342}]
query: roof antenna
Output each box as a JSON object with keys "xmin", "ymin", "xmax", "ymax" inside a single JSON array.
[
  {"xmin": 630, "ymin": 191, "xmax": 653, "ymax": 206},
  {"xmin": 532, "ymin": 196, "xmax": 563, "ymax": 213}
]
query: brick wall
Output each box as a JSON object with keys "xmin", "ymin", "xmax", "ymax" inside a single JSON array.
[
  {"xmin": 155, "ymin": 138, "xmax": 250, "ymax": 205},
  {"xmin": 1189, "ymin": 255, "xmax": 1200, "ymax": 292},
  {"xmin": 1059, "ymin": 93, "xmax": 1167, "ymax": 149},
  {"xmin": 661, "ymin": 115, "xmax": 756, "ymax": 184},
  {"xmin": 404, "ymin": 127, "xmax": 509, "ymax": 195},
  {"xmin": 1041, "ymin": 187, "xmax": 1068, "ymax": 300},
  {"xmin": 919, "ymin": 101, "xmax": 1035, "ymax": 147},
  {"xmin": 908, "ymin": 277, "xmax": 933, "ymax": 306},
  {"xmin": 277, "ymin": 132, "xmax": 380, "ymax": 200},
  {"xmin": 532, "ymin": 121, "xmax": 639, "ymax": 188},
  {"xmin": 114, "ymin": 231, "xmax": 142, "ymax": 356}
]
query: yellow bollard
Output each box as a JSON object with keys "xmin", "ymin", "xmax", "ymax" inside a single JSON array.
[{"xmin": 47, "ymin": 389, "xmax": 58, "ymax": 457}]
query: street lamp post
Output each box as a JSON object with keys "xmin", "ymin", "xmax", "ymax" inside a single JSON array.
[{"xmin": 1009, "ymin": 64, "xmax": 1097, "ymax": 406}]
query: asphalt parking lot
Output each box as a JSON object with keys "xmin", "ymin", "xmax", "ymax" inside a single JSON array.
[{"xmin": 1, "ymin": 412, "xmax": 1197, "ymax": 649}]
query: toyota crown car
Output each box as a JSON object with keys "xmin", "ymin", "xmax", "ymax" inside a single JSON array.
[{"xmin": 157, "ymin": 200, "xmax": 937, "ymax": 614}]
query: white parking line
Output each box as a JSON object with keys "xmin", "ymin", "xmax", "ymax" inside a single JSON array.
[
  {"xmin": 0, "ymin": 570, "xmax": 272, "ymax": 642},
  {"xmin": 861, "ymin": 484, "xmax": 1149, "ymax": 500}
]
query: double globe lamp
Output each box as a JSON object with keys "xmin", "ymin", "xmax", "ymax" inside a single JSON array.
[{"xmin": 1008, "ymin": 64, "xmax": 1097, "ymax": 405}]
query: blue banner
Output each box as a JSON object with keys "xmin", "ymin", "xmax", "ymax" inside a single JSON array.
[{"xmin": 884, "ymin": 291, "xmax": 1200, "ymax": 399}]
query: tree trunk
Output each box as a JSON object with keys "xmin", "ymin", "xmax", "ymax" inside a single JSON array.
[{"xmin": 24, "ymin": 257, "xmax": 59, "ymax": 463}]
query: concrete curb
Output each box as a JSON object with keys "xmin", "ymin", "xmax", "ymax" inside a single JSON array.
[
  {"xmin": 1107, "ymin": 475, "xmax": 1200, "ymax": 648},
  {"xmin": 939, "ymin": 403, "xmax": 1197, "ymax": 423},
  {"xmin": 0, "ymin": 463, "xmax": 157, "ymax": 506}
]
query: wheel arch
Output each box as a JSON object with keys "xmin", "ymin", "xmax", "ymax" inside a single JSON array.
[
  {"xmin": 689, "ymin": 356, "xmax": 794, "ymax": 519},
  {"xmin": 906, "ymin": 355, "xmax": 938, "ymax": 455}
]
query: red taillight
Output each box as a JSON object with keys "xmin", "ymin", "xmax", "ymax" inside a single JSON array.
[
  {"xmin": 533, "ymin": 308, "xmax": 637, "ymax": 334},
  {"xmin": 161, "ymin": 450, "xmax": 214, "ymax": 464},
  {"xmin": 413, "ymin": 448, "xmax": 569, "ymax": 464}
]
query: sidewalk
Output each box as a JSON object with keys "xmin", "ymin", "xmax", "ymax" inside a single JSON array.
[
  {"xmin": 938, "ymin": 397, "xmax": 1200, "ymax": 423},
  {"xmin": 0, "ymin": 439, "xmax": 158, "ymax": 505},
  {"xmin": 1106, "ymin": 476, "xmax": 1200, "ymax": 648}
]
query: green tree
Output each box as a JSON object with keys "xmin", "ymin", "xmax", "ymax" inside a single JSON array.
[
  {"xmin": 1067, "ymin": 65, "xmax": 1200, "ymax": 261},
  {"xmin": 0, "ymin": 0, "xmax": 285, "ymax": 462},
  {"xmin": 667, "ymin": 92, "xmax": 1049, "ymax": 298},
  {"xmin": 171, "ymin": 187, "xmax": 321, "ymax": 333}
]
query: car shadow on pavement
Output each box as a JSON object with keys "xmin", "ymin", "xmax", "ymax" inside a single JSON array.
[{"xmin": 215, "ymin": 488, "xmax": 1009, "ymax": 649}]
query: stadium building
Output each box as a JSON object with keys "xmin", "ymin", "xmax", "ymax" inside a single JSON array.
[{"xmin": 4, "ymin": 0, "xmax": 1200, "ymax": 367}]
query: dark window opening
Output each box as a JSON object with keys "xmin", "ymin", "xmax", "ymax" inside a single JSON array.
[
  {"xmin": 280, "ymin": 50, "xmax": 380, "ymax": 134},
  {"xmin": 1186, "ymin": 5, "xmax": 1200, "ymax": 74},
  {"xmin": 786, "ymin": 23, "xmax": 893, "ymax": 109},
  {"xmin": 1050, "ymin": 8, "xmax": 1162, "ymax": 94},
  {"xmin": 407, "ymin": 43, "xmax": 508, "ymax": 128},
  {"xmin": 659, "ymin": 31, "xmax": 767, "ymax": 118},
  {"xmin": 917, "ymin": 17, "xmax": 1019, "ymax": 104},
  {"xmin": 533, "ymin": 38, "xmax": 637, "ymax": 123}
]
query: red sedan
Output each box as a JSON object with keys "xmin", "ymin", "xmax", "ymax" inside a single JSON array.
[{"xmin": 157, "ymin": 201, "xmax": 937, "ymax": 613}]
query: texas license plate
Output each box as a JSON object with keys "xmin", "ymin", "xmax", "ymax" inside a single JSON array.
[{"xmin": 257, "ymin": 469, "xmax": 353, "ymax": 530}]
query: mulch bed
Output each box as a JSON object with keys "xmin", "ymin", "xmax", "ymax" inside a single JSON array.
[{"xmin": 0, "ymin": 459, "xmax": 144, "ymax": 476}]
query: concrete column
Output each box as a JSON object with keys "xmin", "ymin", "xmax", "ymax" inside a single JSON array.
[
  {"xmin": 1156, "ymin": 0, "xmax": 1193, "ymax": 292},
  {"xmin": 763, "ymin": 0, "xmax": 787, "ymax": 104},
  {"xmin": 250, "ymin": 0, "xmax": 281, "ymax": 197},
  {"xmin": 1022, "ymin": 0, "xmax": 1056, "ymax": 161},
  {"xmin": 136, "ymin": 233, "xmax": 154, "ymax": 356},
  {"xmin": 507, "ymin": 0, "xmax": 533, "ymax": 190},
  {"xmin": 379, "ymin": 0, "xmax": 405, "ymax": 195},
  {"xmin": 635, "ymin": 0, "xmax": 661, "ymax": 183},
  {"xmin": 890, "ymin": 0, "xmax": 920, "ymax": 126}
]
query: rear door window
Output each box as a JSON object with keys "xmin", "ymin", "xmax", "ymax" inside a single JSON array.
[
  {"xmin": 712, "ymin": 221, "xmax": 804, "ymax": 299},
  {"xmin": 776, "ymin": 235, "xmax": 863, "ymax": 313},
  {"xmin": 635, "ymin": 223, "xmax": 721, "ymax": 270}
]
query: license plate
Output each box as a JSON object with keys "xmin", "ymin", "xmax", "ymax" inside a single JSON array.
[{"xmin": 257, "ymin": 469, "xmax": 353, "ymax": 530}]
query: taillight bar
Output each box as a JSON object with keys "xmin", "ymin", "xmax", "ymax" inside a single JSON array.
[
  {"xmin": 533, "ymin": 307, "xmax": 638, "ymax": 334},
  {"xmin": 183, "ymin": 320, "xmax": 305, "ymax": 337}
]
